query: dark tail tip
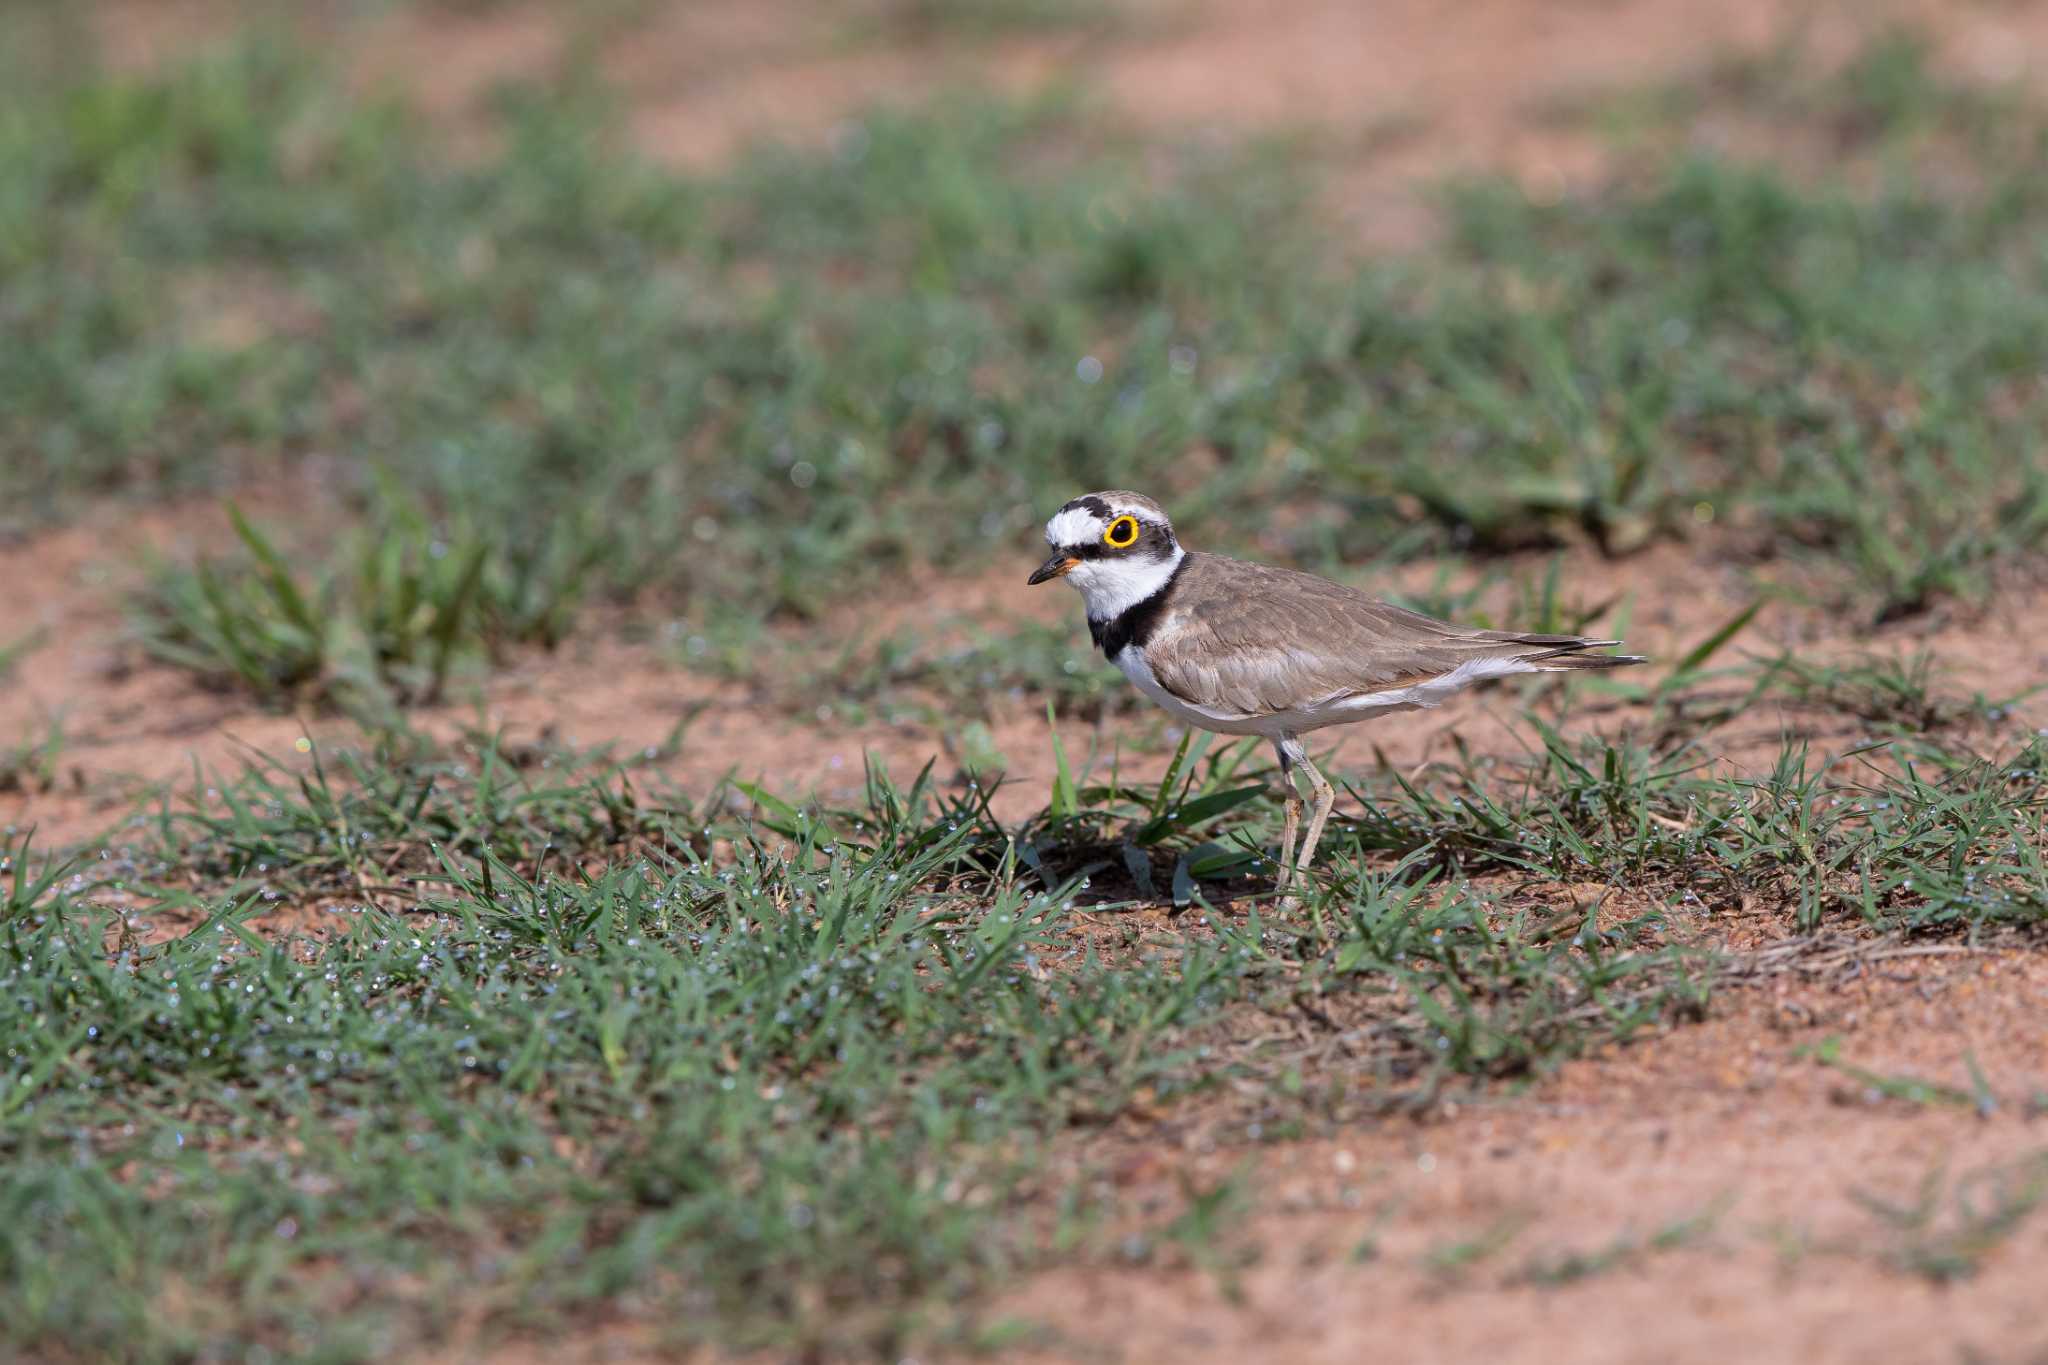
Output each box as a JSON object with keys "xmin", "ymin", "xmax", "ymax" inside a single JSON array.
[{"xmin": 1543, "ymin": 651, "xmax": 1648, "ymax": 670}]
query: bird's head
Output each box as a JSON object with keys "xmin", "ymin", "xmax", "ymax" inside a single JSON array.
[{"xmin": 1029, "ymin": 491, "xmax": 1184, "ymax": 620}]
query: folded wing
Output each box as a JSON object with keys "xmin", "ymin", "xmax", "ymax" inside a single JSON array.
[{"xmin": 1146, "ymin": 553, "xmax": 1641, "ymax": 717}]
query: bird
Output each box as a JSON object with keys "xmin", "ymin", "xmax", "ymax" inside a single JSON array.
[{"xmin": 1027, "ymin": 491, "xmax": 1646, "ymax": 906}]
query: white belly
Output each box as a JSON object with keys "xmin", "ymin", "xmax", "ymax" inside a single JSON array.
[{"xmin": 1111, "ymin": 645, "xmax": 1538, "ymax": 739}]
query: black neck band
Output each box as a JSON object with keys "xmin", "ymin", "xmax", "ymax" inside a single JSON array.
[{"xmin": 1089, "ymin": 557, "xmax": 1188, "ymax": 658}]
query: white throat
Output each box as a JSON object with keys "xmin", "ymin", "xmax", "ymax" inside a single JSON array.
[{"xmin": 1067, "ymin": 545, "xmax": 1185, "ymax": 622}]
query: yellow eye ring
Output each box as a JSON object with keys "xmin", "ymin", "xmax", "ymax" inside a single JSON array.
[{"xmin": 1103, "ymin": 515, "xmax": 1140, "ymax": 548}]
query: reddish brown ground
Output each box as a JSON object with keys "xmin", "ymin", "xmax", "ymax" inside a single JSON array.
[
  {"xmin": 19, "ymin": 2, "xmax": 2048, "ymax": 1361},
  {"xmin": 999, "ymin": 949, "xmax": 2048, "ymax": 1365}
]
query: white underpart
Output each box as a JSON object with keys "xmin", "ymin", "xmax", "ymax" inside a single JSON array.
[{"xmin": 1115, "ymin": 648, "xmax": 1542, "ymax": 739}]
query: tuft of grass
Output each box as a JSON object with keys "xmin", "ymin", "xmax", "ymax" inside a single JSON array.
[
  {"xmin": 1850, "ymin": 1154, "xmax": 2048, "ymax": 1283},
  {"xmin": 1512, "ymin": 1195, "xmax": 1731, "ymax": 1287},
  {"xmin": 1328, "ymin": 726, "xmax": 2048, "ymax": 937},
  {"xmin": 1316, "ymin": 852, "xmax": 1711, "ymax": 1080},
  {"xmin": 132, "ymin": 505, "xmax": 335, "ymax": 701},
  {"xmin": 1158, "ymin": 1164, "xmax": 1260, "ymax": 1296},
  {"xmin": 1763, "ymin": 649, "xmax": 2041, "ymax": 734},
  {"xmin": 1802, "ymin": 1037, "xmax": 1999, "ymax": 1116},
  {"xmin": 2, "ymin": 828, "xmax": 83, "ymax": 918},
  {"xmin": 131, "ymin": 501, "xmax": 595, "ymax": 712},
  {"xmin": 132, "ymin": 734, "xmax": 689, "ymax": 908},
  {"xmin": 0, "ymin": 713, "xmax": 69, "ymax": 796},
  {"xmin": 1421, "ymin": 1211, "xmax": 1534, "ymax": 1280}
]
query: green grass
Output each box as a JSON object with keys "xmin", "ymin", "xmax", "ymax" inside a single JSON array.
[
  {"xmin": 1, "ymin": 721, "xmax": 1747, "ymax": 1361},
  {"xmin": 9, "ymin": 704, "xmax": 2042, "ymax": 1358},
  {"xmin": 131, "ymin": 500, "xmax": 594, "ymax": 715},
  {"xmin": 1331, "ymin": 726, "xmax": 2048, "ymax": 935},
  {"xmin": 5, "ymin": 750, "xmax": 1195, "ymax": 1358}
]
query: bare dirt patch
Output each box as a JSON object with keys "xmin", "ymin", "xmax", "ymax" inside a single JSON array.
[{"xmin": 995, "ymin": 945, "xmax": 2048, "ymax": 1365}]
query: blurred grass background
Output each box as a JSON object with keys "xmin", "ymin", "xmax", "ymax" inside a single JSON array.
[{"xmin": 6, "ymin": 14, "xmax": 2047, "ymax": 722}]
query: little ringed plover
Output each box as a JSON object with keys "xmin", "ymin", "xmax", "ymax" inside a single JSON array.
[{"xmin": 1028, "ymin": 491, "xmax": 1646, "ymax": 905}]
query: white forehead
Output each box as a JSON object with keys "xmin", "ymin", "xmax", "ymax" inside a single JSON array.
[{"xmin": 1045, "ymin": 504, "xmax": 1109, "ymax": 546}]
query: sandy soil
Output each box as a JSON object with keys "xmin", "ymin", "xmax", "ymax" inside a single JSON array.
[
  {"xmin": 996, "ymin": 948, "xmax": 2048, "ymax": 1365},
  {"xmin": 21, "ymin": 2, "xmax": 2048, "ymax": 1361},
  {"xmin": 1123, "ymin": 956, "xmax": 2041, "ymax": 1365}
]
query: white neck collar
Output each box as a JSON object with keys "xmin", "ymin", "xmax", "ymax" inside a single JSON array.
[{"xmin": 1067, "ymin": 545, "xmax": 1185, "ymax": 622}]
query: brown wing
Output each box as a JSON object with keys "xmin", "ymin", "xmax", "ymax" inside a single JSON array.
[{"xmin": 1145, "ymin": 553, "xmax": 1632, "ymax": 716}]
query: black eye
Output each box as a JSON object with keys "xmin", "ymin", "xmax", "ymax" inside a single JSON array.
[{"xmin": 1103, "ymin": 515, "xmax": 1139, "ymax": 548}]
